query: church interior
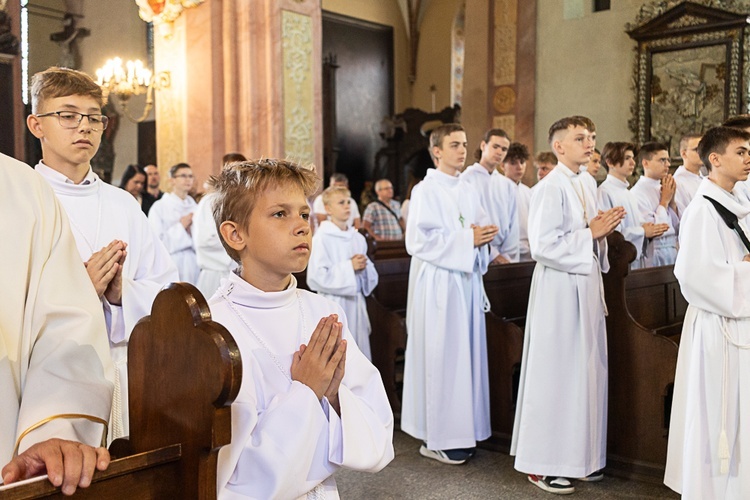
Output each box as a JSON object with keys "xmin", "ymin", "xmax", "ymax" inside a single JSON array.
[{"xmin": 1, "ymin": 0, "xmax": 748, "ymax": 498}]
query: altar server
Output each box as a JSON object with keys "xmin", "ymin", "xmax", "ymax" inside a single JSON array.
[
  {"xmin": 209, "ymin": 159, "xmax": 393, "ymax": 498},
  {"xmin": 665, "ymin": 126, "xmax": 750, "ymax": 499},
  {"xmin": 307, "ymin": 186, "xmax": 378, "ymax": 360},
  {"xmin": 148, "ymin": 162, "xmax": 199, "ymax": 283},
  {"xmin": 26, "ymin": 66, "xmax": 177, "ymax": 441},
  {"xmin": 511, "ymin": 117, "xmax": 624, "ymax": 495},
  {"xmin": 403, "ymin": 124, "xmax": 498, "ymax": 465},
  {"xmin": 673, "ymin": 133, "xmax": 704, "ymax": 216}
]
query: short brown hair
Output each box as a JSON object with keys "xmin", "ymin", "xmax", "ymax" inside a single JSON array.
[
  {"xmin": 222, "ymin": 152, "xmax": 247, "ymax": 167},
  {"xmin": 210, "ymin": 159, "xmax": 320, "ymax": 262},
  {"xmin": 697, "ymin": 126, "xmax": 750, "ymax": 172},
  {"xmin": 322, "ymin": 185, "xmax": 351, "ymax": 206},
  {"xmin": 638, "ymin": 142, "xmax": 668, "ymax": 162},
  {"xmin": 429, "ymin": 123, "xmax": 465, "ymax": 159},
  {"xmin": 503, "ymin": 142, "xmax": 530, "ymax": 164},
  {"xmin": 548, "ymin": 116, "xmax": 589, "ymax": 145},
  {"xmin": 602, "ymin": 142, "xmax": 637, "ymax": 169},
  {"xmin": 678, "ymin": 133, "xmax": 702, "ymax": 152},
  {"xmin": 30, "ymin": 66, "xmax": 105, "ymax": 113},
  {"xmin": 723, "ymin": 115, "xmax": 750, "ymax": 131},
  {"xmin": 535, "ymin": 151, "xmax": 557, "ymax": 165},
  {"xmin": 571, "ymin": 115, "xmax": 595, "ymax": 132},
  {"xmin": 169, "ymin": 162, "xmax": 191, "ymax": 177}
]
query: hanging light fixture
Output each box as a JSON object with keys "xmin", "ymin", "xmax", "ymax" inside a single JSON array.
[{"xmin": 95, "ymin": 57, "xmax": 170, "ymax": 123}]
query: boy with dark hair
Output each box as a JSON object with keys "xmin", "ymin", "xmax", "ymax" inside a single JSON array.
[
  {"xmin": 404, "ymin": 124, "xmax": 498, "ymax": 465},
  {"xmin": 598, "ymin": 142, "xmax": 669, "ymax": 269},
  {"xmin": 148, "ymin": 162, "xmax": 199, "ymax": 283},
  {"xmin": 665, "ymin": 126, "xmax": 750, "ymax": 498},
  {"xmin": 534, "ymin": 151, "xmax": 557, "ymax": 181},
  {"xmin": 502, "ymin": 142, "xmax": 533, "ymax": 261},
  {"xmin": 26, "ymin": 66, "xmax": 177, "ymax": 441},
  {"xmin": 630, "ymin": 142, "xmax": 679, "ymax": 266},
  {"xmin": 209, "ymin": 159, "xmax": 393, "ymax": 498},
  {"xmin": 308, "ymin": 185, "xmax": 379, "ymax": 360},
  {"xmin": 461, "ymin": 127, "xmax": 518, "ymax": 263},
  {"xmin": 511, "ymin": 117, "xmax": 624, "ymax": 495}
]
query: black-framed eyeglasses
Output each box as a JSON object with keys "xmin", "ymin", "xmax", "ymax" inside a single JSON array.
[{"xmin": 36, "ymin": 111, "xmax": 109, "ymax": 131}]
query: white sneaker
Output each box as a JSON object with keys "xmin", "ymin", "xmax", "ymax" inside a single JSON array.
[
  {"xmin": 418, "ymin": 445, "xmax": 469, "ymax": 465},
  {"xmin": 528, "ymin": 474, "xmax": 575, "ymax": 495}
]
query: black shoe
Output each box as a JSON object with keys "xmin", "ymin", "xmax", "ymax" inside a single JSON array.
[
  {"xmin": 528, "ymin": 475, "xmax": 575, "ymax": 495},
  {"xmin": 579, "ymin": 469, "xmax": 604, "ymax": 482},
  {"xmin": 419, "ymin": 445, "xmax": 470, "ymax": 464}
]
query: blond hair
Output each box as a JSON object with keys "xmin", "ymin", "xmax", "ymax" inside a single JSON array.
[
  {"xmin": 30, "ymin": 66, "xmax": 105, "ymax": 113},
  {"xmin": 210, "ymin": 159, "xmax": 320, "ymax": 262},
  {"xmin": 322, "ymin": 185, "xmax": 351, "ymax": 206}
]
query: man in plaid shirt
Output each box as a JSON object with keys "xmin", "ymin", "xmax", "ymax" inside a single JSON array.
[{"xmin": 363, "ymin": 179, "xmax": 405, "ymax": 241}]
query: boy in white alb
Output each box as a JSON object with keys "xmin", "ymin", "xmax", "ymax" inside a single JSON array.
[
  {"xmin": 511, "ymin": 117, "xmax": 625, "ymax": 495},
  {"xmin": 502, "ymin": 142, "xmax": 533, "ymax": 261},
  {"xmin": 460, "ymin": 128, "xmax": 518, "ymax": 263},
  {"xmin": 208, "ymin": 159, "xmax": 393, "ymax": 498},
  {"xmin": 26, "ymin": 67, "xmax": 178, "ymax": 441},
  {"xmin": 630, "ymin": 142, "xmax": 680, "ymax": 266},
  {"xmin": 597, "ymin": 142, "xmax": 668, "ymax": 269},
  {"xmin": 665, "ymin": 126, "xmax": 750, "ymax": 499},
  {"xmin": 312, "ymin": 173, "xmax": 361, "ymax": 229},
  {"xmin": 403, "ymin": 124, "xmax": 499, "ymax": 465},
  {"xmin": 192, "ymin": 153, "xmax": 245, "ymax": 299},
  {"xmin": 673, "ymin": 133, "xmax": 704, "ymax": 216},
  {"xmin": 307, "ymin": 186, "xmax": 378, "ymax": 360},
  {"xmin": 148, "ymin": 163, "xmax": 199, "ymax": 283}
]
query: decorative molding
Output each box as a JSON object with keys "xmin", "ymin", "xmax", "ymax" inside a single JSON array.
[
  {"xmin": 627, "ymin": 0, "xmax": 750, "ymax": 30},
  {"xmin": 666, "ymin": 14, "xmax": 709, "ymax": 28},
  {"xmin": 282, "ymin": 10, "xmax": 314, "ymax": 165},
  {"xmin": 136, "ymin": 0, "xmax": 205, "ymax": 37},
  {"xmin": 493, "ymin": 86, "xmax": 516, "ymax": 113},
  {"xmin": 493, "ymin": 0, "xmax": 516, "ymax": 86},
  {"xmin": 492, "ymin": 114, "xmax": 515, "ymax": 139}
]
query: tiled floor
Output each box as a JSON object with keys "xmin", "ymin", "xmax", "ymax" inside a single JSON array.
[{"xmin": 334, "ymin": 431, "xmax": 680, "ymax": 499}]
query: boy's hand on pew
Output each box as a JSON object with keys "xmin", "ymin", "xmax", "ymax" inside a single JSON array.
[
  {"xmin": 590, "ymin": 207, "xmax": 625, "ymax": 240},
  {"xmin": 472, "ymin": 224, "xmax": 498, "ymax": 247},
  {"xmin": 84, "ymin": 240, "xmax": 125, "ymax": 298},
  {"xmin": 291, "ymin": 315, "xmax": 347, "ymax": 401},
  {"xmin": 1, "ymin": 438, "xmax": 110, "ymax": 496},
  {"xmin": 491, "ymin": 254, "xmax": 510, "ymax": 265}
]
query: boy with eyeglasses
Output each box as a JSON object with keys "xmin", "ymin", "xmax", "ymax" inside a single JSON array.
[
  {"xmin": 630, "ymin": 142, "xmax": 680, "ymax": 266},
  {"xmin": 148, "ymin": 163, "xmax": 200, "ymax": 284},
  {"xmin": 26, "ymin": 66, "xmax": 178, "ymax": 442}
]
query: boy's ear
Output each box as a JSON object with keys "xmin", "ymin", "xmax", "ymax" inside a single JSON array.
[
  {"xmin": 708, "ymin": 151, "xmax": 721, "ymax": 169},
  {"xmin": 552, "ymin": 139, "xmax": 564, "ymax": 156},
  {"xmin": 431, "ymin": 145, "xmax": 442, "ymax": 161},
  {"xmin": 27, "ymin": 114, "xmax": 44, "ymax": 139},
  {"xmin": 219, "ymin": 221, "xmax": 246, "ymax": 253}
]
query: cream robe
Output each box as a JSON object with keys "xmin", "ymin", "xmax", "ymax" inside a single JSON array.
[
  {"xmin": 1, "ymin": 154, "xmax": 113, "ymax": 465},
  {"xmin": 665, "ymin": 179, "xmax": 750, "ymax": 499},
  {"xmin": 461, "ymin": 163, "xmax": 520, "ymax": 262},
  {"xmin": 597, "ymin": 174, "xmax": 647, "ymax": 268},
  {"xmin": 515, "ymin": 181, "xmax": 533, "ymax": 262},
  {"xmin": 210, "ymin": 273, "xmax": 394, "ymax": 499},
  {"xmin": 148, "ymin": 192, "xmax": 199, "ymax": 284},
  {"xmin": 403, "ymin": 167, "xmax": 492, "ymax": 451},
  {"xmin": 307, "ymin": 221, "xmax": 379, "ymax": 360},
  {"xmin": 35, "ymin": 162, "xmax": 178, "ymax": 440},
  {"xmin": 631, "ymin": 175, "xmax": 679, "ymax": 266},
  {"xmin": 673, "ymin": 165, "xmax": 703, "ymax": 217},
  {"xmin": 192, "ymin": 192, "xmax": 236, "ymax": 299},
  {"xmin": 511, "ymin": 163, "xmax": 609, "ymax": 478}
]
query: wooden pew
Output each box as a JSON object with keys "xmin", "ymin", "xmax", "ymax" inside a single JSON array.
[
  {"xmin": 481, "ymin": 261, "xmax": 535, "ymax": 452},
  {"xmin": 603, "ymin": 232, "xmax": 685, "ymax": 484},
  {"xmin": 367, "ymin": 241, "xmax": 410, "ymax": 415},
  {"xmin": 5, "ymin": 283, "xmax": 242, "ymax": 499}
]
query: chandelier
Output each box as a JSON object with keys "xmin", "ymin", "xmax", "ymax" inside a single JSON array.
[{"xmin": 95, "ymin": 58, "xmax": 170, "ymax": 123}]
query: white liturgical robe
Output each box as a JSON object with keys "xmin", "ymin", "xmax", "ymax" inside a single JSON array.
[
  {"xmin": 403, "ymin": 167, "xmax": 492, "ymax": 451},
  {"xmin": 307, "ymin": 221, "xmax": 379, "ymax": 360},
  {"xmin": 1, "ymin": 154, "xmax": 114, "ymax": 466},
  {"xmin": 461, "ymin": 163, "xmax": 520, "ymax": 262},
  {"xmin": 511, "ymin": 163, "xmax": 609, "ymax": 478},
  {"xmin": 673, "ymin": 165, "xmax": 703, "ymax": 217},
  {"xmin": 597, "ymin": 174, "xmax": 647, "ymax": 267},
  {"xmin": 515, "ymin": 181, "xmax": 533, "ymax": 261},
  {"xmin": 209, "ymin": 273, "xmax": 394, "ymax": 499},
  {"xmin": 149, "ymin": 192, "xmax": 199, "ymax": 283},
  {"xmin": 192, "ymin": 191, "xmax": 236, "ymax": 299},
  {"xmin": 631, "ymin": 175, "xmax": 679, "ymax": 266},
  {"xmin": 35, "ymin": 162, "xmax": 178, "ymax": 441},
  {"xmin": 665, "ymin": 179, "xmax": 750, "ymax": 499}
]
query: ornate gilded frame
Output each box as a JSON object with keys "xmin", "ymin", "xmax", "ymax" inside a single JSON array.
[{"xmin": 627, "ymin": 1, "xmax": 750, "ymax": 156}]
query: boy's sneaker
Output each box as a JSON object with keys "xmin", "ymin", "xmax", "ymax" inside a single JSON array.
[
  {"xmin": 419, "ymin": 444, "xmax": 470, "ymax": 465},
  {"xmin": 528, "ymin": 475, "xmax": 575, "ymax": 495},
  {"xmin": 579, "ymin": 469, "xmax": 604, "ymax": 482}
]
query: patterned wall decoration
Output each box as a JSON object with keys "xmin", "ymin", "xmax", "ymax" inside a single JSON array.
[
  {"xmin": 282, "ymin": 10, "xmax": 314, "ymax": 165},
  {"xmin": 451, "ymin": 1, "xmax": 465, "ymax": 107},
  {"xmin": 492, "ymin": 0, "xmax": 518, "ymax": 138}
]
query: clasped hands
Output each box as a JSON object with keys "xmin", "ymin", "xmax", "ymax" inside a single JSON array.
[
  {"xmin": 291, "ymin": 315, "xmax": 347, "ymax": 415},
  {"xmin": 84, "ymin": 239, "xmax": 127, "ymax": 305}
]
